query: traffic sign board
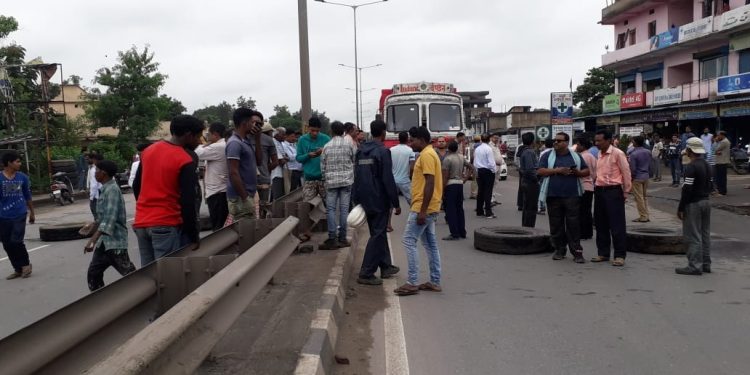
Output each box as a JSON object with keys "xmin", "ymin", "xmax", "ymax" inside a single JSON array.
[{"xmin": 536, "ymin": 126, "xmax": 551, "ymax": 140}]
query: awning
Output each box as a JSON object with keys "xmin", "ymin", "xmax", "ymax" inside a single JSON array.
[
  {"xmin": 618, "ymin": 74, "xmax": 636, "ymax": 83},
  {"xmin": 641, "ymin": 68, "xmax": 663, "ymax": 81}
]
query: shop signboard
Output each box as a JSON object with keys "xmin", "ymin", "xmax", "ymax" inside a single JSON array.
[
  {"xmin": 572, "ymin": 121, "xmax": 585, "ymax": 131},
  {"xmin": 536, "ymin": 125, "xmax": 552, "ymax": 140},
  {"xmin": 552, "ymin": 124, "xmax": 573, "ymax": 142},
  {"xmin": 653, "ymin": 87, "xmax": 683, "ymax": 106},
  {"xmin": 603, "ymin": 94, "xmax": 621, "ymax": 113},
  {"xmin": 620, "ymin": 113, "xmax": 646, "ymax": 124},
  {"xmin": 718, "ymin": 3, "xmax": 750, "ymax": 32},
  {"xmin": 550, "ymin": 92, "xmax": 574, "ymax": 124},
  {"xmin": 620, "ymin": 92, "xmax": 645, "ymax": 109},
  {"xmin": 597, "ymin": 115, "xmax": 620, "ymax": 125},
  {"xmin": 649, "ymin": 30, "xmax": 676, "ymax": 51},
  {"xmin": 679, "ymin": 105, "xmax": 717, "ymax": 120},
  {"xmin": 502, "ymin": 134, "xmax": 519, "ymax": 149},
  {"xmin": 619, "ymin": 125, "xmax": 644, "ymax": 137},
  {"xmin": 644, "ymin": 109, "xmax": 678, "ymax": 122},
  {"xmin": 679, "ymin": 17, "xmax": 713, "ymax": 42},
  {"xmin": 717, "ymin": 72, "xmax": 750, "ymax": 95},
  {"xmin": 720, "ymin": 102, "xmax": 750, "ymax": 117}
]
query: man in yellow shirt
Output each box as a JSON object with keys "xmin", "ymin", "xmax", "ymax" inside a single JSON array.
[{"xmin": 394, "ymin": 126, "xmax": 443, "ymax": 296}]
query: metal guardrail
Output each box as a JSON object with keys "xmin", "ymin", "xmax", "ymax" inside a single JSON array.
[{"xmin": 0, "ymin": 187, "xmax": 326, "ymax": 375}]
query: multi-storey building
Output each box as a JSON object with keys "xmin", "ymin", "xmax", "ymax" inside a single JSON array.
[{"xmin": 584, "ymin": 0, "xmax": 750, "ymax": 143}]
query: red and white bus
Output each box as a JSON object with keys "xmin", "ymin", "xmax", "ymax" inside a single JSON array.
[{"xmin": 379, "ymin": 82, "xmax": 465, "ymax": 148}]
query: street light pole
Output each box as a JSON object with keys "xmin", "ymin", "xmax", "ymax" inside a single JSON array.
[
  {"xmin": 340, "ymin": 63, "xmax": 381, "ymax": 128},
  {"xmin": 316, "ymin": 0, "xmax": 388, "ymax": 128},
  {"xmin": 298, "ymin": 0, "xmax": 312, "ymax": 131}
]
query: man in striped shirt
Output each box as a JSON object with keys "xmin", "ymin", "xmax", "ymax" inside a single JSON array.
[{"xmin": 320, "ymin": 121, "xmax": 356, "ymax": 250}]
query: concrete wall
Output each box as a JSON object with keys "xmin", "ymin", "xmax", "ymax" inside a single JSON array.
[
  {"xmin": 667, "ymin": 1, "xmax": 694, "ymax": 28},
  {"xmin": 614, "ymin": 4, "xmax": 669, "ymax": 46}
]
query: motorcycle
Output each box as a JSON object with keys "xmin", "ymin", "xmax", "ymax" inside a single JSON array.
[
  {"xmin": 730, "ymin": 147, "xmax": 749, "ymax": 175},
  {"xmin": 49, "ymin": 171, "xmax": 75, "ymax": 205}
]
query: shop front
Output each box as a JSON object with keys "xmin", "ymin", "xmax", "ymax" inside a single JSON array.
[
  {"xmin": 719, "ymin": 101, "xmax": 750, "ymax": 147},
  {"xmin": 678, "ymin": 104, "xmax": 719, "ymax": 136}
]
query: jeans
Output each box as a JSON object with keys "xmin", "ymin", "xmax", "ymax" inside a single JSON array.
[
  {"xmin": 594, "ymin": 186, "xmax": 627, "ymax": 259},
  {"xmin": 206, "ymin": 192, "xmax": 229, "ymax": 231},
  {"xmin": 683, "ymin": 200, "xmax": 711, "ymax": 271},
  {"xmin": 652, "ymin": 156, "xmax": 661, "ymax": 180},
  {"xmin": 547, "ymin": 197, "xmax": 582, "ymax": 256},
  {"xmin": 87, "ymin": 244, "xmax": 136, "ymax": 291},
  {"xmin": 402, "ymin": 212, "xmax": 441, "ymax": 286},
  {"xmin": 520, "ymin": 180, "xmax": 539, "ymax": 228},
  {"xmin": 631, "ymin": 180, "xmax": 649, "ymax": 221},
  {"xmin": 476, "ymin": 168, "xmax": 495, "ymax": 216},
  {"xmin": 271, "ymin": 177, "xmax": 286, "ymax": 201},
  {"xmin": 669, "ymin": 158, "xmax": 681, "ymax": 184},
  {"xmin": 715, "ymin": 164, "xmax": 728, "ymax": 195},
  {"xmin": 580, "ymin": 190, "xmax": 594, "ymax": 239},
  {"xmin": 90, "ymin": 198, "xmax": 98, "ymax": 222},
  {"xmin": 134, "ymin": 226, "xmax": 182, "ymax": 267},
  {"xmin": 444, "ymin": 184, "xmax": 466, "ymax": 238},
  {"xmin": 290, "ymin": 170, "xmax": 303, "ymax": 191},
  {"xmin": 395, "ymin": 181, "xmax": 412, "ymax": 205},
  {"xmin": 0, "ymin": 216, "xmax": 29, "ymax": 273},
  {"xmin": 326, "ymin": 186, "xmax": 351, "ymax": 241},
  {"xmin": 359, "ymin": 209, "xmax": 393, "ymax": 278},
  {"xmin": 257, "ymin": 187, "xmax": 271, "ymax": 218}
]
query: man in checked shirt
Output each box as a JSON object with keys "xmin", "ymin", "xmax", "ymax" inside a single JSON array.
[{"xmin": 319, "ymin": 121, "xmax": 356, "ymax": 250}]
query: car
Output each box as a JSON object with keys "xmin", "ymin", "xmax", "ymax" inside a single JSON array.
[{"xmin": 498, "ymin": 155, "xmax": 508, "ymax": 181}]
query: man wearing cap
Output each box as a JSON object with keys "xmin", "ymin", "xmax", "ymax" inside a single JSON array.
[
  {"xmin": 676, "ymin": 137, "xmax": 713, "ymax": 275},
  {"xmin": 248, "ymin": 122, "xmax": 279, "ymax": 217}
]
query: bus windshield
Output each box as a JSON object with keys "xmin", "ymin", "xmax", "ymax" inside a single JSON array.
[
  {"xmin": 387, "ymin": 104, "xmax": 419, "ymax": 132},
  {"xmin": 429, "ymin": 103, "xmax": 462, "ymax": 132}
]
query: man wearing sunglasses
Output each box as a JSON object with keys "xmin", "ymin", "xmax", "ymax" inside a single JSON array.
[{"xmin": 537, "ymin": 132, "xmax": 590, "ymax": 263}]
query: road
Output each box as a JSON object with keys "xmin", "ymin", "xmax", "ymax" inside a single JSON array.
[{"xmin": 334, "ymin": 175, "xmax": 750, "ymax": 375}]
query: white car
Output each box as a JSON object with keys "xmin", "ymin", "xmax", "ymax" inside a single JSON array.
[{"xmin": 498, "ymin": 155, "xmax": 508, "ymax": 181}]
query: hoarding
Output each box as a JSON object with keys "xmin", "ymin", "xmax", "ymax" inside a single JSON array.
[
  {"xmin": 653, "ymin": 87, "xmax": 683, "ymax": 106},
  {"xmin": 620, "ymin": 92, "xmax": 645, "ymax": 109},
  {"xmin": 649, "ymin": 30, "xmax": 676, "ymax": 51},
  {"xmin": 720, "ymin": 102, "xmax": 750, "ymax": 117},
  {"xmin": 718, "ymin": 4, "xmax": 750, "ymax": 31},
  {"xmin": 603, "ymin": 94, "xmax": 621, "ymax": 113},
  {"xmin": 717, "ymin": 72, "xmax": 750, "ymax": 95},
  {"xmin": 619, "ymin": 126, "xmax": 643, "ymax": 137},
  {"xmin": 679, "ymin": 105, "xmax": 717, "ymax": 120},
  {"xmin": 552, "ymin": 124, "xmax": 573, "ymax": 142},
  {"xmin": 392, "ymin": 82, "xmax": 454, "ymax": 94},
  {"xmin": 550, "ymin": 92, "xmax": 574, "ymax": 124},
  {"xmin": 679, "ymin": 17, "xmax": 713, "ymax": 42}
]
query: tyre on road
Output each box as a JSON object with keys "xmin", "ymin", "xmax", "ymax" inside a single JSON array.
[
  {"xmin": 626, "ymin": 226, "xmax": 685, "ymax": 255},
  {"xmin": 39, "ymin": 222, "xmax": 91, "ymax": 242},
  {"xmin": 474, "ymin": 226, "xmax": 552, "ymax": 255}
]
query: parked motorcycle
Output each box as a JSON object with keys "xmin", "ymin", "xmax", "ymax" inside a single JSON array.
[
  {"xmin": 49, "ymin": 171, "xmax": 75, "ymax": 205},
  {"xmin": 730, "ymin": 147, "xmax": 749, "ymax": 175}
]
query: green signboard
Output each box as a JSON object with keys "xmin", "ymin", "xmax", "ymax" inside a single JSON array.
[{"xmin": 603, "ymin": 94, "xmax": 621, "ymax": 113}]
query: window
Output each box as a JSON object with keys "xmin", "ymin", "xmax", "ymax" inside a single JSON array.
[
  {"xmin": 386, "ymin": 104, "xmax": 419, "ymax": 132},
  {"xmin": 703, "ymin": 0, "xmax": 713, "ymax": 17},
  {"xmin": 616, "ymin": 32, "xmax": 627, "ymax": 49},
  {"xmin": 620, "ymin": 81, "xmax": 636, "ymax": 94},
  {"xmin": 649, "ymin": 9, "xmax": 655, "ymax": 15},
  {"xmin": 428, "ymin": 104, "xmax": 462, "ymax": 132},
  {"xmin": 648, "ymin": 21, "xmax": 657, "ymax": 38},
  {"xmin": 644, "ymin": 79, "xmax": 662, "ymax": 91},
  {"xmin": 629, "ymin": 29, "xmax": 637, "ymax": 45},
  {"xmin": 700, "ymin": 55, "xmax": 728, "ymax": 79},
  {"xmin": 740, "ymin": 50, "xmax": 750, "ymax": 73}
]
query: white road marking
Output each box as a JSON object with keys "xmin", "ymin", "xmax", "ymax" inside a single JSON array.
[
  {"xmin": 0, "ymin": 244, "xmax": 50, "ymax": 262},
  {"xmin": 384, "ymin": 234, "xmax": 410, "ymax": 375}
]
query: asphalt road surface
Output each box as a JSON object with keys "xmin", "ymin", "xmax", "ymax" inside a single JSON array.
[{"xmin": 334, "ymin": 175, "xmax": 750, "ymax": 375}]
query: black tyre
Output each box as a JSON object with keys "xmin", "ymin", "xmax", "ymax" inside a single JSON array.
[
  {"xmin": 39, "ymin": 222, "xmax": 90, "ymax": 242},
  {"xmin": 474, "ymin": 226, "xmax": 552, "ymax": 255},
  {"xmin": 626, "ymin": 226, "xmax": 685, "ymax": 255},
  {"xmin": 499, "ymin": 176, "xmax": 507, "ymax": 181}
]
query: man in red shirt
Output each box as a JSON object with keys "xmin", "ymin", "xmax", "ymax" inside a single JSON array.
[{"xmin": 132, "ymin": 115, "xmax": 204, "ymax": 266}]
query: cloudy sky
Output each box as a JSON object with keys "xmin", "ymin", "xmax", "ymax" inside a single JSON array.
[{"xmin": 3, "ymin": 0, "xmax": 612, "ymax": 123}]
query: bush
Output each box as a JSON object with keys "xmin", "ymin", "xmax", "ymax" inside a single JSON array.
[
  {"xmin": 50, "ymin": 146, "xmax": 81, "ymax": 160},
  {"xmin": 88, "ymin": 137, "xmax": 135, "ymax": 171}
]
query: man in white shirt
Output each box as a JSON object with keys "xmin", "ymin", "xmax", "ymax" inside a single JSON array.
[
  {"xmin": 195, "ymin": 123, "xmax": 228, "ymax": 231},
  {"xmin": 283, "ymin": 131, "xmax": 302, "ymax": 191},
  {"xmin": 651, "ymin": 135, "xmax": 664, "ymax": 182},
  {"xmin": 87, "ymin": 153, "xmax": 103, "ymax": 221},
  {"xmin": 473, "ymin": 133, "xmax": 497, "ymax": 218},
  {"xmin": 271, "ymin": 127, "xmax": 288, "ymax": 200}
]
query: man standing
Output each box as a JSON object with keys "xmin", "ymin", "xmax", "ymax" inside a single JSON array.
[
  {"xmin": 226, "ymin": 108, "xmax": 263, "ymax": 222},
  {"xmin": 390, "ymin": 131, "xmax": 415, "ymax": 204},
  {"xmin": 195, "ymin": 122, "xmax": 228, "ymax": 231},
  {"xmin": 1, "ymin": 151, "xmax": 35, "ymax": 279},
  {"xmin": 250, "ymin": 123, "xmax": 279, "ymax": 218},
  {"xmin": 591, "ymin": 130, "xmax": 632, "ymax": 267},
  {"xmin": 518, "ymin": 133, "xmax": 540, "ymax": 227},
  {"xmin": 353, "ymin": 120, "xmax": 401, "ymax": 285},
  {"xmin": 296, "ymin": 117, "xmax": 331, "ymax": 241},
  {"xmin": 629, "ymin": 136, "xmax": 652, "ymax": 222},
  {"xmin": 133, "ymin": 115, "xmax": 203, "ymax": 266},
  {"xmin": 435, "ymin": 137, "xmax": 448, "ymax": 161},
  {"xmin": 667, "ymin": 134, "xmax": 682, "ymax": 187},
  {"xmin": 84, "ymin": 160, "xmax": 136, "ymax": 291},
  {"xmin": 270, "ymin": 127, "xmax": 287, "ymax": 200},
  {"xmin": 701, "ymin": 128, "xmax": 713, "ymax": 158},
  {"xmin": 442, "ymin": 141, "xmax": 473, "ymax": 240},
  {"xmin": 87, "ymin": 153, "xmax": 103, "ymax": 221},
  {"xmin": 394, "ymin": 126, "xmax": 443, "ymax": 296},
  {"xmin": 576, "ymin": 137, "xmax": 596, "ymax": 240},
  {"xmin": 283, "ymin": 131, "xmax": 302, "ymax": 191},
  {"xmin": 473, "ymin": 133, "xmax": 497, "ymax": 218},
  {"xmin": 537, "ymin": 133, "xmax": 590, "ymax": 263},
  {"xmin": 319, "ymin": 121, "xmax": 356, "ymax": 250},
  {"xmin": 714, "ymin": 131, "xmax": 730, "ymax": 196},
  {"xmin": 651, "ymin": 135, "xmax": 663, "ymax": 182},
  {"xmin": 676, "ymin": 137, "xmax": 713, "ymax": 275},
  {"xmin": 469, "ymin": 135, "xmax": 481, "ymax": 199}
]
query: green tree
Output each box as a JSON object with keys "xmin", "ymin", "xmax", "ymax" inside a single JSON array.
[
  {"xmin": 573, "ymin": 67, "xmax": 615, "ymax": 116},
  {"xmin": 193, "ymin": 96, "xmax": 256, "ymax": 125},
  {"xmin": 0, "ymin": 15, "xmax": 18, "ymax": 39},
  {"xmin": 86, "ymin": 46, "xmax": 167, "ymax": 141},
  {"xmin": 293, "ymin": 109, "xmax": 331, "ymax": 134},
  {"xmin": 235, "ymin": 95, "xmax": 256, "ymax": 109},
  {"xmin": 63, "ymin": 74, "xmax": 83, "ymax": 86},
  {"xmin": 269, "ymin": 105, "xmax": 302, "ymax": 132},
  {"xmin": 157, "ymin": 94, "xmax": 186, "ymax": 121}
]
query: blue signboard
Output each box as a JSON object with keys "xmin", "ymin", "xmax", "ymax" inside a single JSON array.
[
  {"xmin": 550, "ymin": 92, "xmax": 573, "ymax": 124},
  {"xmin": 649, "ymin": 30, "xmax": 676, "ymax": 51},
  {"xmin": 718, "ymin": 72, "xmax": 750, "ymax": 95}
]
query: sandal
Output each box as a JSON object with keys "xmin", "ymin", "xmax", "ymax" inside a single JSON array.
[
  {"xmin": 298, "ymin": 233, "xmax": 311, "ymax": 243},
  {"xmin": 418, "ymin": 282, "xmax": 442, "ymax": 292},
  {"xmin": 611, "ymin": 258, "xmax": 625, "ymax": 267},
  {"xmin": 393, "ymin": 284, "xmax": 419, "ymax": 296},
  {"xmin": 590, "ymin": 256, "xmax": 609, "ymax": 262}
]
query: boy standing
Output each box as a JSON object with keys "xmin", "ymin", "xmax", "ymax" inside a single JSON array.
[{"xmin": 1, "ymin": 151, "xmax": 35, "ymax": 279}]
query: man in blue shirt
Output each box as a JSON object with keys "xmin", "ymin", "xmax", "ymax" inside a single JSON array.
[
  {"xmin": 1, "ymin": 151, "xmax": 35, "ymax": 279},
  {"xmin": 226, "ymin": 108, "xmax": 263, "ymax": 221},
  {"xmin": 518, "ymin": 133, "xmax": 540, "ymax": 227},
  {"xmin": 537, "ymin": 132, "xmax": 590, "ymax": 263},
  {"xmin": 629, "ymin": 136, "xmax": 652, "ymax": 222}
]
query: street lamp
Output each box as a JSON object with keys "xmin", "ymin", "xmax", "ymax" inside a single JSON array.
[
  {"xmin": 316, "ymin": 0, "xmax": 388, "ymax": 128},
  {"xmin": 339, "ymin": 63, "xmax": 382, "ymax": 127}
]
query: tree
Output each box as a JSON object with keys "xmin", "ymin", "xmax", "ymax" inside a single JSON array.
[
  {"xmin": 63, "ymin": 74, "xmax": 83, "ymax": 86},
  {"xmin": 573, "ymin": 67, "xmax": 615, "ymax": 116},
  {"xmin": 269, "ymin": 105, "xmax": 302, "ymax": 132},
  {"xmin": 193, "ymin": 96, "xmax": 256, "ymax": 125},
  {"xmin": 236, "ymin": 95, "xmax": 256, "ymax": 109},
  {"xmin": 86, "ymin": 46, "xmax": 168, "ymax": 141},
  {"xmin": 157, "ymin": 94, "xmax": 186, "ymax": 121},
  {"xmin": 293, "ymin": 109, "xmax": 331, "ymax": 134}
]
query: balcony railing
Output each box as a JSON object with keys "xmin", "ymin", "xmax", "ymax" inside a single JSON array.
[{"xmin": 614, "ymin": 78, "xmax": 720, "ymax": 111}]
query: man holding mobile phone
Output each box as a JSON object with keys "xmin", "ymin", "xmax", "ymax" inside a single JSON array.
[
  {"xmin": 537, "ymin": 132, "xmax": 590, "ymax": 263},
  {"xmin": 296, "ymin": 117, "xmax": 331, "ymax": 242}
]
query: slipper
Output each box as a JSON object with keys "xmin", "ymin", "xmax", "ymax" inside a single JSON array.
[
  {"xmin": 418, "ymin": 282, "xmax": 442, "ymax": 292},
  {"xmin": 631, "ymin": 218, "xmax": 650, "ymax": 223},
  {"xmin": 393, "ymin": 284, "xmax": 419, "ymax": 296},
  {"xmin": 298, "ymin": 233, "xmax": 311, "ymax": 243},
  {"xmin": 387, "ymin": 226, "xmax": 394, "ymax": 232},
  {"xmin": 590, "ymin": 256, "xmax": 609, "ymax": 263}
]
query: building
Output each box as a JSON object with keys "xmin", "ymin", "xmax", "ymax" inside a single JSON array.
[
  {"xmin": 458, "ymin": 91, "xmax": 492, "ymax": 134},
  {"xmin": 584, "ymin": 0, "xmax": 750, "ymax": 144}
]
